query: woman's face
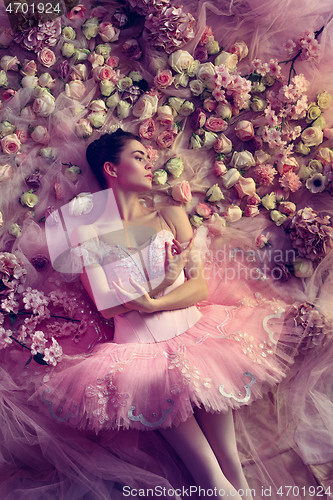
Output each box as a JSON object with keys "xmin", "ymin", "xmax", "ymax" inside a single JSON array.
[{"xmin": 106, "ymin": 140, "xmax": 154, "ymax": 192}]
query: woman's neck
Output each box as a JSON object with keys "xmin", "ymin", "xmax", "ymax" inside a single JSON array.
[{"xmin": 101, "ymin": 187, "xmax": 145, "ymax": 223}]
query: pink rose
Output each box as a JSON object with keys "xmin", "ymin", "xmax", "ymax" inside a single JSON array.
[
  {"xmin": 139, "ymin": 118, "xmax": 156, "ymax": 140},
  {"xmin": 54, "ymin": 183, "xmax": 64, "ymax": 200},
  {"xmin": 276, "ymin": 156, "xmax": 298, "ymax": 175},
  {"xmin": 196, "ymin": 203, "xmax": 212, "ymax": 218},
  {"xmin": 0, "ymin": 27, "xmax": 13, "ymax": 48},
  {"xmin": 230, "ymin": 41, "xmax": 249, "ymax": 61},
  {"xmin": 0, "ymin": 164, "xmax": 13, "ymax": 181},
  {"xmin": 105, "ymin": 56, "xmax": 119, "ymax": 69},
  {"xmin": 214, "ymin": 134, "xmax": 232, "ymax": 154},
  {"xmin": 98, "ymin": 22, "xmax": 120, "ymax": 43},
  {"xmin": 205, "ymin": 116, "xmax": 228, "ymax": 133},
  {"xmin": 214, "ymin": 159, "xmax": 227, "ymax": 176},
  {"xmin": 68, "ymin": 4, "xmax": 86, "ymax": 19},
  {"xmin": 31, "ymin": 126, "xmax": 49, "ymax": 144},
  {"xmin": 235, "ymin": 120, "xmax": 254, "ymax": 141},
  {"xmin": 172, "ymin": 181, "xmax": 192, "ymax": 203},
  {"xmin": 3, "ymin": 89, "xmax": 16, "ymax": 101},
  {"xmin": 37, "ymin": 48, "xmax": 56, "ymax": 68},
  {"xmin": 93, "ymin": 65, "xmax": 116, "ymax": 82},
  {"xmin": 190, "ymin": 108, "xmax": 206, "ymax": 130},
  {"xmin": 156, "ymin": 130, "xmax": 176, "ymax": 149},
  {"xmin": 21, "ymin": 59, "xmax": 37, "ymax": 76},
  {"xmin": 247, "ymin": 193, "xmax": 261, "ymax": 205},
  {"xmin": 16, "ymin": 129, "xmax": 29, "ymax": 143},
  {"xmin": 255, "ymin": 234, "xmax": 269, "ymax": 248},
  {"xmin": 156, "ymin": 106, "xmax": 174, "ymax": 126},
  {"xmin": 234, "ymin": 176, "xmax": 256, "ymax": 198},
  {"xmin": 154, "ymin": 70, "xmax": 174, "ymax": 89},
  {"xmin": 244, "ymin": 205, "xmax": 260, "ymax": 217},
  {"xmin": 1, "ymin": 134, "xmax": 20, "ymax": 155},
  {"xmin": 203, "ymin": 97, "xmax": 217, "ymax": 113},
  {"xmin": 278, "ymin": 201, "xmax": 296, "ymax": 216}
]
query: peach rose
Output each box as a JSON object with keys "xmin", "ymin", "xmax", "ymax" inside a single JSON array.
[
  {"xmin": 98, "ymin": 22, "xmax": 120, "ymax": 43},
  {"xmin": 205, "ymin": 116, "xmax": 228, "ymax": 133},
  {"xmin": 172, "ymin": 181, "xmax": 192, "ymax": 203},
  {"xmin": 154, "ymin": 70, "xmax": 174, "ymax": 89},
  {"xmin": 235, "ymin": 120, "xmax": 254, "ymax": 141},
  {"xmin": 93, "ymin": 65, "xmax": 116, "ymax": 82},
  {"xmin": 278, "ymin": 201, "xmax": 296, "ymax": 215},
  {"xmin": 234, "ymin": 176, "xmax": 256, "ymax": 198},
  {"xmin": 156, "ymin": 130, "xmax": 176, "ymax": 149},
  {"xmin": 215, "ymin": 51, "xmax": 238, "ymax": 71},
  {"xmin": 37, "ymin": 48, "xmax": 56, "ymax": 68},
  {"xmin": 1, "ymin": 134, "xmax": 20, "ymax": 155}
]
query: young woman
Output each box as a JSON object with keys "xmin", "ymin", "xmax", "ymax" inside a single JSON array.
[{"xmin": 30, "ymin": 128, "xmax": 303, "ymax": 499}]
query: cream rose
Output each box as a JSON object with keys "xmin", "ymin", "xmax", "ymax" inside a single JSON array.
[
  {"xmin": 251, "ymin": 96, "xmax": 267, "ymax": 112},
  {"xmin": 39, "ymin": 73, "xmax": 56, "ymax": 89},
  {"xmin": 197, "ymin": 62, "xmax": 216, "ymax": 88},
  {"xmin": 224, "ymin": 205, "xmax": 242, "ymax": 222},
  {"xmin": 152, "ymin": 169, "xmax": 168, "ymax": 185},
  {"xmin": 21, "ymin": 59, "xmax": 37, "ymax": 76},
  {"xmin": 270, "ymin": 210, "xmax": 287, "ymax": 226},
  {"xmin": 215, "ymin": 51, "xmax": 238, "ymax": 71},
  {"xmin": 82, "ymin": 17, "xmax": 99, "ymax": 40},
  {"xmin": 62, "ymin": 26, "xmax": 76, "ymax": 41},
  {"xmin": 178, "ymin": 100, "xmax": 195, "ymax": 116},
  {"xmin": 64, "ymin": 166, "xmax": 81, "ymax": 182},
  {"xmin": 0, "ymin": 55, "xmax": 19, "ymax": 72},
  {"xmin": 261, "ymin": 192, "xmax": 276, "ymax": 210},
  {"xmin": 174, "ymin": 73, "xmax": 189, "ymax": 89},
  {"xmin": 21, "ymin": 75, "xmax": 38, "ymax": 88},
  {"xmin": 62, "ymin": 43, "xmax": 76, "ymax": 58},
  {"xmin": 0, "ymin": 120, "xmax": 15, "ymax": 138},
  {"xmin": 69, "ymin": 193, "xmax": 94, "ymax": 216},
  {"xmin": 132, "ymin": 94, "xmax": 158, "ymax": 121},
  {"xmin": 75, "ymin": 118, "xmax": 93, "ymax": 138},
  {"xmin": 230, "ymin": 150, "xmax": 255, "ymax": 170},
  {"xmin": 20, "ymin": 190, "xmax": 39, "ymax": 208},
  {"xmin": 221, "ymin": 168, "xmax": 240, "ymax": 188},
  {"xmin": 116, "ymin": 101, "xmax": 131, "ymax": 120},
  {"xmin": 106, "ymin": 92, "xmax": 120, "ymax": 109},
  {"xmin": 216, "ymin": 103, "xmax": 232, "ymax": 120},
  {"xmin": 100, "ymin": 80, "xmax": 116, "ymax": 96},
  {"xmin": 230, "ymin": 41, "xmax": 248, "ymax": 61},
  {"xmin": 206, "ymin": 184, "xmax": 224, "ymax": 202},
  {"xmin": 293, "ymin": 258, "xmax": 314, "ymax": 278},
  {"xmin": 235, "ymin": 120, "xmax": 254, "ymax": 141},
  {"xmin": 0, "ymin": 70, "xmax": 8, "ymax": 87},
  {"xmin": 317, "ymin": 91, "xmax": 332, "ymax": 110},
  {"xmin": 88, "ymin": 111, "xmax": 107, "ymax": 128},
  {"xmin": 301, "ymin": 126, "xmax": 323, "ymax": 147},
  {"xmin": 9, "ymin": 223, "xmax": 22, "ymax": 237},
  {"xmin": 189, "ymin": 79, "xmax": 204, "ymax": 96},
  {"xmin": 295, "ymin": 141, "xmax": 310, "ymax": 156},
  {"xmin": 214, "ymin": 134, "xmax": 232, "ymax": 154},
  {"xmin": 206, "ymin": 38, "xmax": 219, "ymax": 55},
  {"xmin": 168, "ymin": 50, "xmax": 194, "ymax": 73},
  {"xmin": 190, "ymin": 215, "xmax": 204, "ymax": 227}
]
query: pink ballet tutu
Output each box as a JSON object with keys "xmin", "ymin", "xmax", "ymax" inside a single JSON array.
[{"xmin": 24, "ymin": 298, "xmax": 299, "ymax": 432}]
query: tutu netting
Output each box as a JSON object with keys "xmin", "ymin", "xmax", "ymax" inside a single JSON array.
[{"xmin": 0, "ymin": 0, "xmax": 333, "ymax": 497}]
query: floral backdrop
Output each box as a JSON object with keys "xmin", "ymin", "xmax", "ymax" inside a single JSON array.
[{"xmin": 0, "ymin": 0, "xmax": 333, "ymax": 497}]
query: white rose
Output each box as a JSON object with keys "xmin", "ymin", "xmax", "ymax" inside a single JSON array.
[
  {"xmin": 0, "ymin": 70, "xmax": 8, "ymax": 87},
  {"xmin": 33, "ymin": 92, "xmax": 55, "ymax": 117},
  {"xmin": 100, "ymin": 80, "xmax": 116, "ymax": 96},
  {"xmin": 69, "ymin": 193, "xmax": 94, "ymax": 216},
  {"xmin": 215, "ymin": 51, "xmax": 238, "ymax": 71},
  {"xmin": 132, "ymin": 94, "xmax": 158, "ymax": 121},
  {"xmin": 64, "ymin": 165, "xmax": 81, "ymax": 182},
  {"xmin": 9, "ymin": 223, "xmax": 21, "ymax": 237},
  {"xmin": 65, "ymin": 81, "xmax": 86, "ymax": 99},
  {"xmin": 301, "ymin": 126, "xmax": 323, "ymax": 147},
  {"xmin": 31, "ymin": 125, "xmax": 49, "ymax": 144},
  {"xmin": 230, "ymin": 150, "xmax": 255, "ymax": 170},
  {"xmin": 189, "ymin": 79, "xmax": 204, "ymax": 96},
  {"xmin": 178, "ymin": 100, "xmax": 195, "ymax": 116},
  {"xmin": 0, "ymin": 55, "xmax": 19, "ymax": 71},
  {"xmin": 168, "ymin": 97, "xmax": 185, "ymax": 113},
  {"xmin": 89, "ymin": 99, "xmax": 106, "ymax": 112},
  {"xmin": 117, "ymin": 100, "xmax": 131, "ymax": 119},
  {"xmin": 73, "ymin": 49, "xmax": 90, "ymax": 63},
  {"xmin": 88, "ymin": 111, "xmax": 107, "ymax": 128},
  {"xmin": 62, "ymin": 42, "xmax": 76, "ymax": 58},
  {"xmin": 221, "ymin": 168, "xmax": 240, "ymax": 188},
  {"xmin": 21, "ymin": 75, "xmax": 38, "ymax": 88},
  {"xmin": 225, "ymin": 205, "xmax": 242, "ymax": 222},
  {"xmin": 0, "ymin": 120, "xmax": 15, "ymax": 138},
  {"xmin": 75, "ymin": 119, "xmax": 92, "ymax": 138},
  {"xmin": 82, "ymin": 17, "xmax": 99, "ymax": 40},
  {"xmin": 39, "ymin": 147, "xmax": 57, "ymax": 160},
  {"xmin": 38, "ymin": 73, "xmax": 55, "ymax": 89},
  {"xmin": 187, "ymin": 60, "xmax": 200, "ymax": 77},
  {"xmin": 202, "ymin": 131, "xmax": 218, "ymax": 148},
  {"xmin": 168, "ymin": 50, "xmax": 194, "ymax": 73},
  {"xmin": 261, "ymin": 192, "xmax": 276, "ymax": 210},
  {"xmin": 117, "ymin": 77, "xmax": 133, "ymax": 92},
  {"xmin": 174, "ymin": 73, "xmax": 189, "ymax": 89},
  {"xmin": 106, "ymin": 92, "xmax": 121, "ymax": 109},
  {"xmin": 206, "ymin": 38, "xmax": 219, "ymax": 55},
  {"xmin": 270, "ymin": 210, "xmax": 287, "ymax": 226},
  {"xmin": 197, "ymin": 62, "xmax": 216, "ymax": 89}
]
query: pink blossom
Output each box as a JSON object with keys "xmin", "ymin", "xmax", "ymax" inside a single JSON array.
[
  {"xmin": 279, "ymin": 171, "xmax": 302, "ymax": 192},
  {"xmin": 254, "ymin": 164, "xmax": 277, "ymax": 186},
  {"xmin": 283, "ymin": 39, "xmax": 296, "ymax": 54}
]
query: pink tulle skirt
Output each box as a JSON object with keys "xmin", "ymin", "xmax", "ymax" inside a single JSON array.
[{"xmin": 23, "ymin": 300, "xmax": 299, "ymax": 432}]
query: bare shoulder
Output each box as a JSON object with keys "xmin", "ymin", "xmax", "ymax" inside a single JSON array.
[
  {"xmin": 160, "ymin": 205, "xmax": 193, "ymax": 243},
  {"xmin": 70, "ymin": 224, "xmax": 98, "ymax": 247}
]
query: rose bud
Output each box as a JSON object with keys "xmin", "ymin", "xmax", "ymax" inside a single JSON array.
[{"xmin": 25, "ymin": 170, "xmax": 41, "ymax": 190}]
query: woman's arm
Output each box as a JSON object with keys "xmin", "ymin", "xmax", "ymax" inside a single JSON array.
[{"xmin": 113, "ymin": 206, "xmax": 208, "ymax": 313}]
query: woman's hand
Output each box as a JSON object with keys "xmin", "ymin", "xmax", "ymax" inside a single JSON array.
[
  {"xmin": 164, "ymin": 238, "xmax": 194, "ymax": 286},
  {"xmin": 112, "ymin": 277, "xmax": 156, "ymax": 314}
]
